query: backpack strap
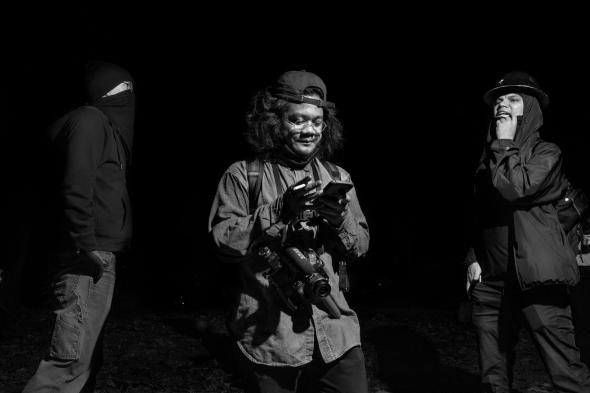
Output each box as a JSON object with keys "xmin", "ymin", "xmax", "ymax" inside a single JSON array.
[
  {"xmin": 271, "ymin": 162, "xmax": 285, "ymax": 195},
  {"xmin": 319, "ymin": 159, "xmax": 341, "ymax": 181},
  {"xmin": 247, "ymin": 159, "xmax": 264, "ymax": 215}
]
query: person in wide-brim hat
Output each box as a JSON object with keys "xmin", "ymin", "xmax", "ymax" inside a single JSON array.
[{"xmin": 465, "ymin": 70, "xmax": 590, "ymax": 392}]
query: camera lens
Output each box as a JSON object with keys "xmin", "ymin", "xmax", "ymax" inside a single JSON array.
[{"xmin": 306, "ymin": 273, "xmax": 331, "ymax": 299}]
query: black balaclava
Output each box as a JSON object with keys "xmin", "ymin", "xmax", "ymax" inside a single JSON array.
[{"xmin": 84, "ymin": 61, "xmax": 135, "ymax": 158}]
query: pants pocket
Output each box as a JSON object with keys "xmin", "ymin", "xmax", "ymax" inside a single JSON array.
[
  {"xmin": 49, "ymin": 313, "xmax": 82, "ymax": 360},
  {"xmin": 50, "ymin": 275, "xmax": 84, "ymax": 360}
]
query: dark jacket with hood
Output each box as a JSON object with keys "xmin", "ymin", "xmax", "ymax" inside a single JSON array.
[
  {"xmin": 467, "ymin": 94, "xmax": 578, "ymax": 290},
  {"xmin": 47, "ymin": 61, "xmax": 135, "ymax": 253}
]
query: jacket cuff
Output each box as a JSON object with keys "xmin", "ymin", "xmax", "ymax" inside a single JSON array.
[
  {"xmin": 464, "ymin": 247, "xmax": 477, "ymax": 266},
  {"xmin": 336, "ymin": 211, "xmax": 356, "ymax": 251},
  {"xmin": 491, "ymin": 139, "xmax": 517, "ymax": 152},
  {"xmin": 71, "ymin": 233, "xmax": 97, "ymax": 252}
]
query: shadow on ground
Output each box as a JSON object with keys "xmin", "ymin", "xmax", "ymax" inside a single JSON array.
[
  {"xmin": 162, "ymin": 315, "xmax": 248, "ymax": 391},
  {"xmin": 365, "ymin": 324, "xmax": 480, "ymax": 393}
]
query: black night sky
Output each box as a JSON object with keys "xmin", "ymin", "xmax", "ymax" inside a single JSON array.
[{"xmin": 3, "ymin": 9, "xmax": 589, "ymax": 309}]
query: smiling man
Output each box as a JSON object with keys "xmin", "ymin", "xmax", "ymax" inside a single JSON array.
[
  {"xmin": 208, "ymin": 70, "xmax": 370, "ymax": 393},
  {"xmin": 465, "ymin": 71, "xmax": 590, "ymax": 393}
]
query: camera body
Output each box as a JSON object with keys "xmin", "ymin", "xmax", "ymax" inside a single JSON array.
[{"xmin": 257, "ymin": 244, "xmax": 341, "ymax": 319}]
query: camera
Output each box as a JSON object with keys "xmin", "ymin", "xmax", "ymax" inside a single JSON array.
[{"xmin": 257, "ymin": 245, "xmax": 341, "ymax": 319}]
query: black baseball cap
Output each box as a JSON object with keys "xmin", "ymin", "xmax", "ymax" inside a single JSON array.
[
  {"xmin": 483, "ymin": 71, "xmax": 549, "ymax": 108},
  {"xmin": 270, "ymin": 70, "xmax": 335, "ymax": 109}
]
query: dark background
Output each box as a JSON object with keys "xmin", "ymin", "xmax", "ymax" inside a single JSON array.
[{"xmin": 3, "ymin": 9, "xmax": 589, "ymax": 310}]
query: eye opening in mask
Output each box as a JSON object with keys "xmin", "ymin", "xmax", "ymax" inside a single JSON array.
[{"xmin": 102, "ymin": 81, "xmax": 134, "ymax": 98}]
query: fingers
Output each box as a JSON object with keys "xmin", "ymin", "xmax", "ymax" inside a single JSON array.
[
  {"xmin": 318, "ymin": 193, "xmax": 350, "ymax": 207},
  {"xmin": 466, "ymin": 262, "xmax": 482, "ymax": 294},
  {"xmin": 305, "ymin": 180, "xmax": 322, "ymax": 191},
  {"xmin": 467, "ymin": 266, "xmax": 481, "ymax": 281},
  {"xmin": 291, "ymin": 179, "xmax": 321, "ymax": 198},
  {"xmin": 318, "ymin": 197, "xmax": 347, "ymax": 208},
  {"xmin": 291, "ymin": 176, "xmax": 312, "ymax": 190},
  {"xmin": 303, "ymin": 181, "xmax": 322, "ymax": 199}
]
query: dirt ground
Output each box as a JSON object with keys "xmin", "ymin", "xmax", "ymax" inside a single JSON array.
[{"xmin": 0, "ymin": 296, "xmax": 558, "ymax": 393}]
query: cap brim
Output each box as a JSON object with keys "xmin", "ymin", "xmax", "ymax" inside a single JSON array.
[
  {"xmin": 483, "ymin": 85, "xmax": 550, "ymax": 109},
  {"xmin": 274, "ymin": 93, "xmax": 335, "ymax": 109}
]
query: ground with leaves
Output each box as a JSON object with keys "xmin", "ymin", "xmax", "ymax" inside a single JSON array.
[{"xmin": 0, "ymin": 295, "xmax": 560, "ymax": 393}]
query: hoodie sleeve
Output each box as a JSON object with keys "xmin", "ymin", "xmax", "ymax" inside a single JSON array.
[
  {"xmin": 488, "ymin": 139, "xmax": 565, "ymax": 204},
  {"xmin": 208, "ymin": 162, "xmax": 284, "ymax": 262},
  {"xmin": 61, "ymin": 109, "xmax": 105, "ymax": 251}
]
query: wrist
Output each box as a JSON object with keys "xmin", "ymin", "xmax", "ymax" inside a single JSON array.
[{"xmin": 490, "ymin": 138, "xmax": 516, "ymax": 151}]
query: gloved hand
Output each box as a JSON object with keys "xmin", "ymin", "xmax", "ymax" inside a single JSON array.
[
  {"xmin": 281, "ymin": 176, "xmax": 322, "ymax": 220},
  {"xmin": 315, "ymin": 193, "xmax": 350, "ymax": 228}
]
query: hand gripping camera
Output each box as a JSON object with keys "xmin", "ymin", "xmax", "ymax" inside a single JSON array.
[{"xmin": 257, "ymin": 244, "xmax": 341, "ymax": 319}]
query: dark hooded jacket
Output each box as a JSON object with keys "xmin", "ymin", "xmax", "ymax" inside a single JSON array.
[
  {"xmin": 468, "ymin": 94, "xmax": 578, "ymax": 290},
  {"xmin": 46, "ymin": 62, "xmax": 134, "ymax": 253}
]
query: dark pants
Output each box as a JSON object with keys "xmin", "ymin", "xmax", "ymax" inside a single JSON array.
[
  {"xmin": 23, "ymin": 251, "xmax": 116, "ymax": 393},
  {"xmin": 471, "ymin": 280, "xmax": 590, "ymax": 393},
  {"xmin": 238, "ymin": 345, "xmax": 368, "ymax": 393},
  {"xmin": 571, "ymin": 268, "xmax": 590, "ymax": 367}
]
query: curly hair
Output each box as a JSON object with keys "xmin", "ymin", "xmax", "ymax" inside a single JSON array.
[{"xmin": 245, "ymin": 87, "xmax": 344, "ymax": 159}]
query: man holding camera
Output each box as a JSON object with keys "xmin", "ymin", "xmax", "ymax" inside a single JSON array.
[
  {"xmin": 465, "ymin": 71, "xmax": 590, "ymax": 393},
  {"xmin": 208, "ymin": 70, "xmax": 370, "ymax": 393}
]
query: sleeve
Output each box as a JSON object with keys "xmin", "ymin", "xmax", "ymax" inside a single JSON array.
[
  {"xmin": 462, "ymin": 191, "xmax": 479, "ymax": 266},
  {"xmin": 488, "ymin": 139, "xmax": 565, "ymax": 204},
  {"xmin": 61, "ymin": 110, "xmax": 105, "ymax": 251},
  {"xmin": 463, "ymin": 247, "xmax": 478, "ymax": 266},
  {"xmin": 335, "ymin": 172, "xmax": 370, "ymax": 259},
  {"xmin": 207, "ymin": 162, "xmax": 285, "ymax": 262}
]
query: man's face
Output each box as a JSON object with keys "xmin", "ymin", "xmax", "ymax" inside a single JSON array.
[
  {"xmin": 281, "ymin": 96, "xmax": 324, "ymax": 157},
  {"xmin": 494, "ymin": 93, "xmax": 524, "ymax": 118}
]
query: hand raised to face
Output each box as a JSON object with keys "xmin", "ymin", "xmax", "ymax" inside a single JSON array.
[{"xmin": 494, "ymin": 93, "xmax": 523, "ymax": 140}]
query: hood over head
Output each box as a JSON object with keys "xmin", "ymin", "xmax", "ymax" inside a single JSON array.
[
  {"xmin": 84, "ymin": 61, "xmax": 136, "ymax": 157},
  {"xmin": 478, "ymin": 93, "xmax": 543, "ymax": 172}
]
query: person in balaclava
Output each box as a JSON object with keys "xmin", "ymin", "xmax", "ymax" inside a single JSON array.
[
  {"xmin": 23, "ymin": 61, "xmax": 135, "ymax": 393},
  {"xmin": 464, "ymin": 71, "xmax": 590, "ymax": 393},
  {"xmin": 208, "ymin": 70, "xmax": 370, "ymax": 393}
]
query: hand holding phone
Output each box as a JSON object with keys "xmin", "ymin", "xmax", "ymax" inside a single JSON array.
[
  {"xmin": 319, "ymin": 181, "xmax": 353, "ymax": 199},
  {"xmin": 315, "ymin": 181, "xmax": 353, "ymax": 227}
]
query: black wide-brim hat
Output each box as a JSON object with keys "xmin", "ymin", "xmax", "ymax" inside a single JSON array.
[{"xmin": 483, "ymin": 71, "xmax": 549, "ymax": 109}]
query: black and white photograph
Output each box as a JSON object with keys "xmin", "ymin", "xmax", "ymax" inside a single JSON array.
[{"xmin": 1, "ymin": 8, "xmax": 590, "ymax": 393}]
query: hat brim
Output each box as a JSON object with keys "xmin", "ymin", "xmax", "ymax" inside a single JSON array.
[
  {"xmin": 274, "ymin": 93, "xmax": 335, "ymax": 109},
  {"xmin": 483, "ymin": 84, "xmax": 550, "ymax": 109}
]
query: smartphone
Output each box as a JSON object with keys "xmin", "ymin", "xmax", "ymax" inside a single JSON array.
[{"xmin": 320, "ymin": 181, "xmax": 353, "ymax": 198}]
